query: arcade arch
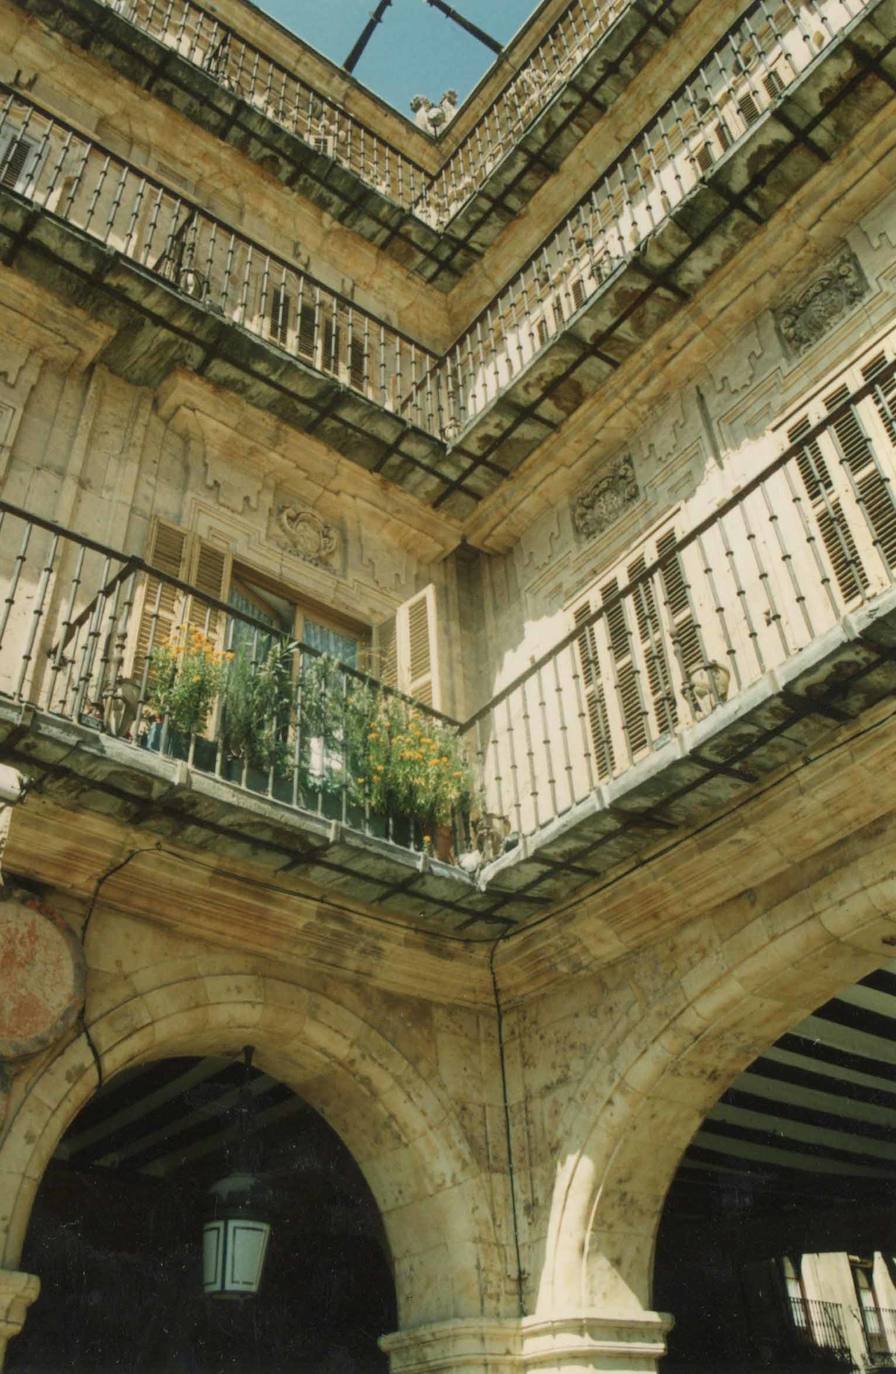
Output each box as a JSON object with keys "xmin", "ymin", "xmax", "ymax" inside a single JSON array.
[{"xmin": 0, "ymin": 966, "xmax": 509, "ymax": 1352}]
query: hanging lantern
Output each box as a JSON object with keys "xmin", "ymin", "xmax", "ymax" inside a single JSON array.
[{"xmin": 202, "ymin": 1046, "xmax": 271, "ymax": 1299}]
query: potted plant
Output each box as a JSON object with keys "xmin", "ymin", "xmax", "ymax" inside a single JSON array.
[
  {"xmin": 219, "ymin": 638, "xmax": 296, "ymax": 779},
  {"xmin": 144, "ymin": 627, "xmax": 231, "ymax": 758},
  {"xmin": 347, "ymin": 687, "xmax": 474, "ymax": 858}
]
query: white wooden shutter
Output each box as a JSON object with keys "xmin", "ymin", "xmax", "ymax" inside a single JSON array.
[
  {"xmin": 374, "ymin": 584, "xmax": 441, "ymax": 709},
  {"xmin": 131, "ymin": 520, "xmax": 230, "ymax": 676},
  {"xmin": 785, "ymin": 362, "xmax": 896, "ymax": 606},
  {"xmin": 573, "ymin": 527, "xmax": 704, "ymax": 776},
  {"xmin": 0, "ymin": 130, "xmax": 42, "ymax": 193},
  {"xmin": 186, "ymin": 538, "xmax": 231, "ymax": 640},
  {"xmin": 403, "ymin": 585, "xmax": 439, "ymax": 708},
  {"xmin": 132, "ymin": 519, "xmax": 190, "ymax": 677}
]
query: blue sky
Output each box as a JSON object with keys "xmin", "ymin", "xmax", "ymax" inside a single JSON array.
[{"xmin": 254, "ymin": 0, "xmax": 540, "ymax": 118}]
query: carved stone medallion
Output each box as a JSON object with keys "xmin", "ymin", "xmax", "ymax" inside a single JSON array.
[
  {"xmin": 774, "ymin": 247, "xmax": 869, "ymax": 357},
  {"xmin": 275, "ymin": 506, "xmax": 338, "ymax": 567},
  {"xmin": 572, "ymin": 456, "xmax": 640, "ymax": 540},
  {"xmin": 0, "ymin": 895, "xmax": 86, "ymax": 1060}
]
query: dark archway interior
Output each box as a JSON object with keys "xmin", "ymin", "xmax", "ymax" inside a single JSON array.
[
  {"xmin": 9, "ymin": 1055, "xmax": 397, "ymax": 1373},
  {"xmin": 655, "ymin": 964, "xmax": 896, "ymax": 1374}
]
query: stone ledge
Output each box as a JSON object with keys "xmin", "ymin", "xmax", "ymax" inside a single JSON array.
[{"xmin": 380, "ymin": 1311, "xmax": 674, "ymax": 1373}]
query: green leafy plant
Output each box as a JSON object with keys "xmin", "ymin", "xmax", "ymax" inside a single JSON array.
[
  {"xmin": 220, "ymin": 638, "xmax": 296, "ymax": 772},
  {"xmin": 348, "ymin": 686, "xmax": 474, "ymax": 826},
  {"xmin": 145, "ymin": 626, "xmax": 230, "ymax": 737}
]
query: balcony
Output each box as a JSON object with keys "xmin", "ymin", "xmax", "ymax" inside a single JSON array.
[
  {"xmin": 0, "ymin": 85, "xmax": 467, "ymax": 505},
  {"xmin": 438, "ymin": 0, "xmax": 896, "ymax": 506},
  {"xmin": 787, "ymin": 1297, "xmax": 851, "ymax": 1356},
  {"xmin": 9, "ymin": 0, "xmax": 700, "ymax": 285},
  {"xmin": 1, "ymin": 0, "xmax": 891, "ymax": 515},
  {"xmin": 3, "ymin": 358, "xmax": 896, "ymax": 929}
]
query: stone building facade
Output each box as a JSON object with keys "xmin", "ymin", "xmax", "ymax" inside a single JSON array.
[{"xmin": 1, "ymin": 0, "xmax": 896, "ymax": 1368}]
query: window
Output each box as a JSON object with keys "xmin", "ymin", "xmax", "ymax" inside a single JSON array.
[
  {"xmin": 781, "ymin": 1256, "xmax": 809, "ymax": 1333},
  {"xmin": 269, "ymin": 286, "xmax": 292, "ymax": 347},
  {"xmin": 0, "ymin": 130, "xmax": 41, "ymax": 193},
  {"xmin": 229, "ymin": 568, "xmax": 366, "ymax": 669},
  {"xmin": 783, "ymin": 346, "xmax": 896, "ymax": 606},
  {"xmin": 852, "ymin": 1260, "xmax": 888, "ymax": 1356},
  {"xmin": 572, "ymin": 521, "xmax": 704, "ymax": 779}
]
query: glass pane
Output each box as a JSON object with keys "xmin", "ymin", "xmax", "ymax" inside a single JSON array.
[{"xmin": 303, "ymin": 617, "xmax": 357, "ymax": 667}]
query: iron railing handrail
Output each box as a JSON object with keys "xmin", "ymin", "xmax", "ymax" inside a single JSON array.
[
  {"xmin": 461, "ymin": 356, "xmax": 896, "ymax": 728},
  {"xmin": 0, "ymin": 86, "xmax": 439, "ymax": 363},
  {"xmin": 441, "ymin": 0, "xmax": 875, "ymax": 429},
  {"xmin": 0, "ymin": 498, "xmax": 462, "ymax": 725},
  {"xmin": 0, "ymin": 0, "xmax": 875, "ymax": 442},
  {"xmin": 3, "ymin": 351, "xmax": 894, "ymax": 738},
  {"xmin": 91, "ymin": 0, "xmax": 655, "ymax": 224}
]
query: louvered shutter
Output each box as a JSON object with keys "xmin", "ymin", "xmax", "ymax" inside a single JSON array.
[
  {"xmin": 269, "ymin": 285, "xmax": 291, "ymax": 347},
  {"xmin": 865, "ymin": 353, "xmax": 896, "ymax": 445},
  {"xmin": 573, "ymin": 602, "xmax": 614, "ymax": 780},
  {"xmin": 0, "ymin": 133, "xmax": 38, "ymax": 191},
  {"xmin": 628, "ymin": 554, "xmax": 677, "ymax": 737},
  {"xmin": 789, "ymin": 414, "xmax": 868, "ymax": 603},
  {"xmin": 133, "ymin": 519, "xmax": 190, "ymax": 678},
  {"xmin": 186, "ymin": 539, "xmax": 230, "ymax": 642},
  {"xmin": 403, "ymin": 585, "xmax": 439, "ymax": 709},
  {"xmin": 132, "ymin": 522, "xmax": 230, "ymax": 679},
  {"xmin": 656, "ymin": 530, "xmax": 704, "ymax": 689},
  {"xmin": 825, "ymin": 381, "xmax": 896, "ymax": 575},
  {"xmin": 298, "ymin": 300, "xmax": 317, "ymax": 359},
  {"xmin": 374, "ymin": 612, "xmax": 399, "ymax": 688},
  {"xmin": 601, "ymin": 575, "xmax": 648, "ymax": 758},
  {"xmin": 374, "ymin": 585, "xmax": 441, "ymax": 709},
  {"xmin": 737, "ymin": 90, "xmax": 761, "ymax": 127},
  {"xmin": 572, "ymin": 526, "xmax": 705, "ymax": 777}
]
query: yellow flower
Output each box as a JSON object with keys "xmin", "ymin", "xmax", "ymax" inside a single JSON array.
[{"xmin": 423, "ymin": 833, "xmax": 432, "ymax": 844}]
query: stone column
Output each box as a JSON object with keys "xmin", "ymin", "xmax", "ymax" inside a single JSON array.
[
  {"xmin": 381, "ymin": 1311, "xmax": 673, "ymax": 1374},
  {"xmin": 0, "ymin": 1270, "xmax": 40, "ymax": 1368}
]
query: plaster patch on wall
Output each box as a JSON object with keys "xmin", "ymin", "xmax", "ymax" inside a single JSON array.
[
  {"xmin": 357, "ymin": 522, "xmax": 410, "ymax": 595},
  {"xmin": 519, "ymin": 505, "xmax": 565, "ymax": 581},
  {"xmin": 203, "ymin": 450, "xmax": 262, "ymax": 514},
  {"xmin": 860, "ymin": 197, "xmax": 896, "ymax": 253},
  {"xmin": 708, "ymin": 319, "xmax": 764, "ymax": 397}
]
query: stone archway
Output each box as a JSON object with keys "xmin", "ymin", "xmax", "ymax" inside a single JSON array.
[
  {"xmin": 0, "ymin": 963, "xmax": 505, "ymax": 1337},
  {"xmin": 534, "ymin": 824, "xmax": 896, "ymax": 1333}
]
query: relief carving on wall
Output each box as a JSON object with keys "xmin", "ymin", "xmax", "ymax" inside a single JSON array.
[
  {"xmin": 572, "ymin": 456, "xmax": 640, "ymax": 540},
  {"xmin": 275, "ymin": 505, "xmax": 339, "ymax": 567},
  {"xmin": 774, "ymin": 248, "xmax": 869, "ymax": 357}
]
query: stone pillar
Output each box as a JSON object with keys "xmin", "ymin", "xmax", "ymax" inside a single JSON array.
[
  {"xmin": 380, "ymin": 1312, "xmax": 673, "ymax": 1374},
  {"xmin": 0, "ymin": 1270, "xmax": 40, "ymax": 1368}
]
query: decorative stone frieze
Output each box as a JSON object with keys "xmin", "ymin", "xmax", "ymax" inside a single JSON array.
[
  {"xmin": 774, "ymin": 247, "xmax": 869, "ymax": 356},
  {"xmin": 572, "ymin": 457, "xmax": 639, "ymax": 541},
  {"xmin": 0, "ymin": 893, "xmax": 86, "ymax": 1060},
  {"xmin": 274, "ymin": 504, "xmax": 339, "ymax": 567}
]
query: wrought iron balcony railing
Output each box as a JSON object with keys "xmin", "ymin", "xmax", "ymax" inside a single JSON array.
[
  {"xmin": 788, "ymin": 1297, "xmax": 851, "ymax": 1352},
  {"xmin": 458, "ymin": 353, "xmax": 896, "ymax": 842},
  {"xmin": 0, "ymin": 88, "xmax": 444, "ymax": 436},
  {"xmin": 77, "ymin": 0, "xmax": 669, "ymax": 227},
  {"xmin": 0, "ymin": 0, "xmax": 879, "ymax": 452},
  {"xmin": 102, "ymin": 0, "xmax": 430, "ymax": 211},
  {"xmin": 0, "ymin": 502, "xmax": 471, "ymax": 858},
  {"xmin": 443, "ymin": 0, "xmax": 870, "ymax": 432},
  {"xmin": 2, "ymin": 356, "xmax": 895, "ymax": 869},
  {"xmin": 413, "ymin": 0, "xmax": 657, "ymax": 227}
]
